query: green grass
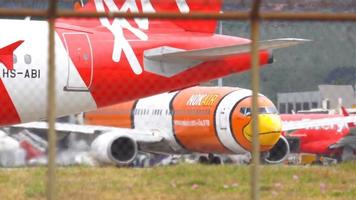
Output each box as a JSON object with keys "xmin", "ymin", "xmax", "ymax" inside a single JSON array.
[{"xmin": 0, "ymin": 162, "xmax": 356, "ymax": 200}]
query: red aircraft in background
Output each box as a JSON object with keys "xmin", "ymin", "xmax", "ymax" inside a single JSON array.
[
  {"xmin": 281, "ymin": 108, "xmax": 356, "ymax": 162},
  {"xmin": 0, "ymin": 0, "xmax": 307, "ymax": 126}
]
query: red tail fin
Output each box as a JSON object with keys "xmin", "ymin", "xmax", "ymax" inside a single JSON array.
[
  {"xmin": 82, "ymin": 0, "xmax": 222, "ymax": 33},
  {"xmin": 0, "ymin": 40, "xmax": 24, "ymax": 70},
  {"xmin": 341, "ymin": 106, "xmax": 356, "ymax": 128},
  {"xmin": 341, "ymin": 106, "xmax": 349, "ymax": 116}
]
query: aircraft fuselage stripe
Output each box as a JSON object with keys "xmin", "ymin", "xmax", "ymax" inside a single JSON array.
[
  {"xmin": 213, "ymin": 91, "xmax": 236, "ymax": 154},
  {"xmin": 169, "ymin": 90, "xmax": 188, "ymax": 151}
]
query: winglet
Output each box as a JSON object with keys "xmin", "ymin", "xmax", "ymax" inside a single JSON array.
[{"xmin": 0, "ymin": 40, "xmax": 24, "ymax": 70}]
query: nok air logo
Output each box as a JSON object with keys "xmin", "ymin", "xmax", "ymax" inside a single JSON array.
[{"xmin": 186, "ymin": 94, "xmax": 219, "ymax": 106}]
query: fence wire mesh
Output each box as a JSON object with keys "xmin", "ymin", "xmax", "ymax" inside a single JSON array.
[{"xmin": 0, "ymin": 1, "xmax": 355, "ymax": 200}]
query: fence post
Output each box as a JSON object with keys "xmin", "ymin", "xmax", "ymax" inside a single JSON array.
[
  {"xmin": 47, "ymin": 0, "xmax": 58, "ymax": 199},
  {"xmin": 250, "ymin": 1, "xmax": 261, "ymax": 200}
]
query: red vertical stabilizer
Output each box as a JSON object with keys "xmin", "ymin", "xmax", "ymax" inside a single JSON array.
[
  {"xmin": 81, "ymin": 0, "xmax": 222, "ymax": 34},
  {"xmin": 341, "ymin": 106, "xmax": 356, "ymax": 128}
]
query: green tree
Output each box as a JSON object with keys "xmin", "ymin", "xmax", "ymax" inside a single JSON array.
[{"xmin": 324, "ymin": 66, "xmax": 356, "ymax": 86}]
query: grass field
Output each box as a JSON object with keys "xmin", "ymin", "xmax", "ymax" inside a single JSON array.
[{"xmin": 0, "ymin": 162, "xmax": 355, "ymax": 200}]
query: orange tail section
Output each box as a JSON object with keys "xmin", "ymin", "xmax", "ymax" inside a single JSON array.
[{"xmin": 81, "ymin": 0, "xmax": 222, "ymax": 33}]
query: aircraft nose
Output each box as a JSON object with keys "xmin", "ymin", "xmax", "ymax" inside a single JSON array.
[{"xmin": 243, "ymin": 114, "xmax": 282, "ymax": 151}]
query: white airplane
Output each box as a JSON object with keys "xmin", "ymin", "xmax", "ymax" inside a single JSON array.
[{"xmin": 0, "ymin": 0, "xmax": 307, "ymax": 126}]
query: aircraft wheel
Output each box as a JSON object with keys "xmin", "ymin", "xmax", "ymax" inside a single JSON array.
[
  {"xmin": 208, "ymin": 154, "xmax": 222, "ymax": 165},
  {"xmin": 211, "ymin": 156, "xmax": 222, "ymax": 165},
  {"xmin": 198, "ymin": 156, "xmax": 209, "ymax": 164},
  {"xmin": 311, "ymin": 157, "xmax": 323, "ymax": 165}
]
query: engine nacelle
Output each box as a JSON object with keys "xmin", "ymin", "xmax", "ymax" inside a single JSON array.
[
  {"xmin": 264, "ymin": 136, "xmax": 290, "ymax": 164},
  {"xmin": 91, "ymin": 132, "xmax": 138, "ymax": 166}
]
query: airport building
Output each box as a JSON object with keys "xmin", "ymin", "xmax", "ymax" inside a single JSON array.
[{"xmin": 277, "ymin": 85, "xmax": 356, "ymax": 113}]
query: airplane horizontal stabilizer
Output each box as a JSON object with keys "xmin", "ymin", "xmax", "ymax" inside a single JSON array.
[{"xmin": 144, "ymin": 38, "xmax": 310, "ymax": 77}]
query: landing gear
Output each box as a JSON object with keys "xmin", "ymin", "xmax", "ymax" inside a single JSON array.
[
  {"xmin": 198, "ymin": 154, "xmax": 222, "ymax": 165},
  {"xmin": 260, "ymin": 152, "xmax": 270, "ymax": 164},
  {"xmin": 198, "ymin": 156, "xmax": 209, "ymax": 164},
  {"xmin": 311, "ymin": 155, "xmax": 323, "ymax": 165}
]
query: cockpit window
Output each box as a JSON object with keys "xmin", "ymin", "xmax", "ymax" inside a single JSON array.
[
  {"xmin": 74, "ymin": 0, "xmax": 89, "ymax": 9},
  {"xmin": 269, "ymin": 107, "xmax": 279, "ymax": 114},
  {"xmin": 240, "ymin": 107, "xmax": 251, "ymax": 116},
  {"xmin": 240, "ymin": 106, "xmax": 278, "ymax": 116},
  {"xmin": 259, "ymin": 107, "xmax": 278, "ymax": 114}
]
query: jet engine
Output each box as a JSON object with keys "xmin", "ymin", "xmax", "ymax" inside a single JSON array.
[
  {"xmin": 263, "ymin": 136, "xmax": 290, "ymax": 164},
  {"xmin": 91, "ymin": 132, "xmax": 138, "ymax": 166}
]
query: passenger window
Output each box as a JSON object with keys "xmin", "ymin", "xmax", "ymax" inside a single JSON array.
[
  {"xmin": 13, "ymin": 54, "xmax": 17, "ymax": 64},
  {"xmin": 24, "ymin": 54, "xmax": 31, "ymax": 64},
  {"xmin": 83, "ymin": 53, "xmax": 89, "ymax": 61}
]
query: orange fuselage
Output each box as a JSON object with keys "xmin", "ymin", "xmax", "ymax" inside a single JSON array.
[{"xmin": 85, "ymin": 87, "xmax": 282, "ymax": 154}]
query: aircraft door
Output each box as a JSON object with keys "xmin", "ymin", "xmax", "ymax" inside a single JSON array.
[
  {"xmin": 63, "ymin": 33, "xmax": 93, "ymax": 91},
  {"xmin": 219, "ymin": 107, "xmax": 228, "ymax": 130}
]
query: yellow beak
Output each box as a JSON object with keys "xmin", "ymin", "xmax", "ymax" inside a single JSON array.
[{"xmin": 243, "ymin": 114, "xmax": 282, "ymax": 151}]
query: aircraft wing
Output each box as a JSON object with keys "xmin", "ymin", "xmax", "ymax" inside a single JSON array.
[
  {"xmin": 11, "ymin": 122, "xmax": 164, "ymax": 144},
  {"xmin": 329, "ymin": 135, "xmax": 356, "ymax": 149},
  {"xmin": 11, "ymin": 122, "xmax": 178, "ymax": 165},
  {"xmin": 144, "ymin": 38, "xmax": 310, "ymax": 77},
  {"xmin": 282, "ymin": 115, "xmax": 356, "ymax": 132}
]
